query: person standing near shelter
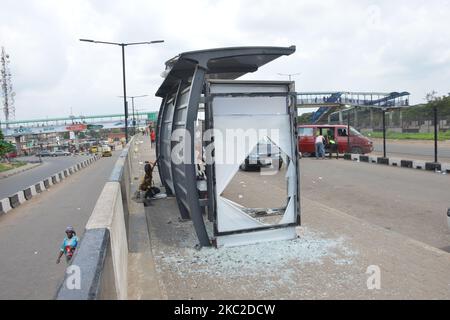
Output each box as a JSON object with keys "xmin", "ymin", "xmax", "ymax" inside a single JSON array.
[
  {"xmin": 150, "ymin": 129, "xmax": 156, "ymax": 148},
  {"xmin": 56, "ymin": 226, "xmax": 79, "ymax": 264},
  {"xmin": 315, "ymin": 132, "xmax": 325, "ymax": 160},
  {"xmin": 327, "ymin": 130, "xmax": 339, "ymax": 159}
]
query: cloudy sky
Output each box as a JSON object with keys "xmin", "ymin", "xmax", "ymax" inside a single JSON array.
[{"xmin": 1, "ymin": 0, "xmax": 450, "ymax": 121}]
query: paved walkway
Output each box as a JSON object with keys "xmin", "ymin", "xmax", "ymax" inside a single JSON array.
[{"xmin": 131, "ymin": 139, "xmax": 450, "ymax": 299}]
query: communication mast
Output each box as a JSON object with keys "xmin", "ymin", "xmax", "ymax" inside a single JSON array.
[{"xmin": 1, "ymin": 47, "xmax": 15, "ymax": 127}]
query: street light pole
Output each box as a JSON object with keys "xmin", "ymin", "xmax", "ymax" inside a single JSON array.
[
  {"xmin": 80, "ymin": 39, "xmax": 164, "ymax": 143},
  {"xmin": 118, "ymin": 94, "xmax": 148, "ymax": 136},
  {"xmin": 121, "ymin": 44, "xmax": 129, "ymax": 143}
]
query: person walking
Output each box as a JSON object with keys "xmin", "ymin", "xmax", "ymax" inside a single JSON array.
[
  {"xmin": 315, "ymin": 133, "xmax": 325, "ymax": 160},
  {"xmin": 56, "ymin": 226, "xmax": 79, "ymax": 264},
  {"xmin": 150, "ymin": 129, "xmax": 156, "ymax": 148}
]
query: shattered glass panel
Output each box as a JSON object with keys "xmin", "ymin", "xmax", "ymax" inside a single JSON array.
[{"xmin": 220, "ymin": 137, "xmax": 291, "ymax": 226}]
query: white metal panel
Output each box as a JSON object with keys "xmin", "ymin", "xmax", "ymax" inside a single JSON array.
[
  {"xmin": 210, "ymin": 83, "xmax": 288, "ymax": 94},
  {"xmin": 216, "ymin": 227, "xmax": 297, "ymax": 248},
  {"xmin": 212, "ymin": 97, "xmax": 286, "ymax": 115},
  {"xmin": 217, "ymin": 197, "xmax": 265, "ymax": 232}
]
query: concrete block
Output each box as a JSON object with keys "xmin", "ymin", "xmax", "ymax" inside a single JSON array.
[
  {"xmin": 35, "ymin": 183, "xmax": 42, "ymax": 193},
  {"xmin": 425, "ymin": 162, "xmax": 441, "ymax": 171},
  {"xmin": 9, "ymin": 192, "xmax": 26, "ymax": 208},
  {"xmin": 30, "ymin": 185, "xmax": 38, "ymax": 196},
  {"xmin": 413, "ymin": 161, "xmax": 425, "ymax": 170},
  {"xmin": 43, "ymin": 179, "xmax": 50, "ymax": 189},
  {"xmin": 359, "ymin": 155, "xmax": 369, "ymax": 162},
  {"xmin": 369, "ymin": 156, "xmax": 378, "ymax": 164},
  {"xmin": 23, "ymin": 187, "xmax": 33, "ymax": 200},
  {"xmin": 441, "ymin": 163, "xmax": 450, "ymax": 173},
  {"xmin": 351, "ymin": 154, "xmax": 359, "ymax": 161},
  {"xmin": 401, "ymin": 160, "xmax": 413, "ymax": 168},
  {"xmin": 1, "ymin": 197, "xmax": 12, "ymax": 214},
  {"xmin": 377, "ymin": 157, "xmax": 389, "ymax": 165},
  {"xmin": 389, "ymin": 158, "xmax": 401, "ymax": 167}
]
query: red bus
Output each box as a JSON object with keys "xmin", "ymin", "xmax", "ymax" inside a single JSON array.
[{"xmin": 298, "ymin": 124, "xmax": 373, "ymax": 156}]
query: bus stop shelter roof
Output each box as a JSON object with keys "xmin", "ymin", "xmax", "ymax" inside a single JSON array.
[{"xmin": 156, "ymin": 46, "xmax": 296, "ymax": 97}]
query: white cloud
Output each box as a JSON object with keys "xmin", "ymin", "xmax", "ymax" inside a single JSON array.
[{"xmin": 1, "ymin": 0, "xmax": 450, "ymax": 121}]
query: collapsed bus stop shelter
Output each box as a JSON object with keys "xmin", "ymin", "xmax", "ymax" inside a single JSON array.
[{"xmin": 155, "ymin": 46, "xmax": 300, "ymax": 247}]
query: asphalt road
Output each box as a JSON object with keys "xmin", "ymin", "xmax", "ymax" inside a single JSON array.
[
  {"xmin": 0, "ymin": 155, "xmax": 93, "ymax": 199},
  {"xmin": 221, "ymin": 158, "xmax": 450, "ymax": 252},
  {"xmin": 371, "ymin": 139, "xmax": 450, "ymax": 162},
  {"xmin": 300, "ymin": 158, "xmax": 450, "ymax": 252},
  {"xmin": 0, "ymin": 151, "xmax": 120, "ymax": 299}
]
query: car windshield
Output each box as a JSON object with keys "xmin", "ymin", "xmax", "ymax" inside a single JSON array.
[{"xmin": 350, "ymin": 127, "xmax": 363, "ymax": 137}]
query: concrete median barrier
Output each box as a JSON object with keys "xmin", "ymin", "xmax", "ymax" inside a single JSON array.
[
  {"xmin": 0, "ymin": 198, "xmax": 12, "ymax": 215},
  {"xmin": 2, "ymin": 156, "xmax": 100, "ymax": 216},
  {"xmin": 413, "ymin": 161, "xmax": 425, "ymax": 170},
  {"xmin": 359, "ymin": 155, "xmax": 369, "ymax": 162},
  {"xmin": 344, "ymin": 152, "xmax": 450, "ymax": 176},
  {"xmin": 57, "ymin": 142, "xmax": 133, "ymax": 300},
  {"xmin": 425, "ymin": 162, "xmax": 441, "ymax": 171},
  {"xmin": 9, "ymin": 192, "xmax": 25, "ymax": 209},
  {"xmin": 377, "ymin": 157, "xmax": 389, "ymax": 165},
  {"xmin": 442, "ymin": 163, "xmax": 450, "ymax": 173},
  {"xmin": 34, "ymin": 183, "xmax": 42, "ymax": 193},
  {"xmin": 23, "ymin": 187, "xmax": 33, "ymax": 200},
  {"xmin": 401, "ymin": 160, "xmax": 413, "ymax": 168},
  {"xmin": 389, "ymin": 158, "xmax": 401, "ymax": 167},
  {"xmin": 369, "ymin": 156, "xmax": 378, "ymax": 163}
]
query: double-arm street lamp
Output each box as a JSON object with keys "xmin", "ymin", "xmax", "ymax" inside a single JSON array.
[
  {"xmin": 118, "ymin": 94, "xmax": 149, "ymax": 135},
  {"xmin": 79, "ymin": 39, "xmax": 164, "ymax": 143}
]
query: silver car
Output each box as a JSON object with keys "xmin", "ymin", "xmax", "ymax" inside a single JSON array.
[{"xmin": 51, "ymin": 150, "xmax": 71, "ymax": 157}]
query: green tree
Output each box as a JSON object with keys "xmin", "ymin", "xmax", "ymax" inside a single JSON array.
[
  {"xmin": 0, "ymin": 129, "xmax": 14, "ymax": 158},
  {"xmin": 297, "ymin": 112, "xmax": 314, "ymax": 124}
]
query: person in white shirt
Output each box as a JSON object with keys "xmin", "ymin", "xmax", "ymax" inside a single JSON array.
[{"xmin": 315, "ymin": 134, "xmax": 325, "ymax": 159}]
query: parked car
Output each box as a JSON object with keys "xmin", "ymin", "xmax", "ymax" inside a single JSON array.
[
  {"xmin": 240, "ymin": 137, "xmax": 283, "ymax": 171},
  {"xmin": 5, "ymin": 150, "xmax": 17, "ymax": 159},
  {"xmin": 298, "ymin": 124, "xmax": 373, "ymax": 156},
  {"xmin": 36, "ymin": 150, "xmax": 52, "ymax": 157},
  {"xmin": 51, "ymin": 150, "xmax": 71, "ymax": 157}
]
